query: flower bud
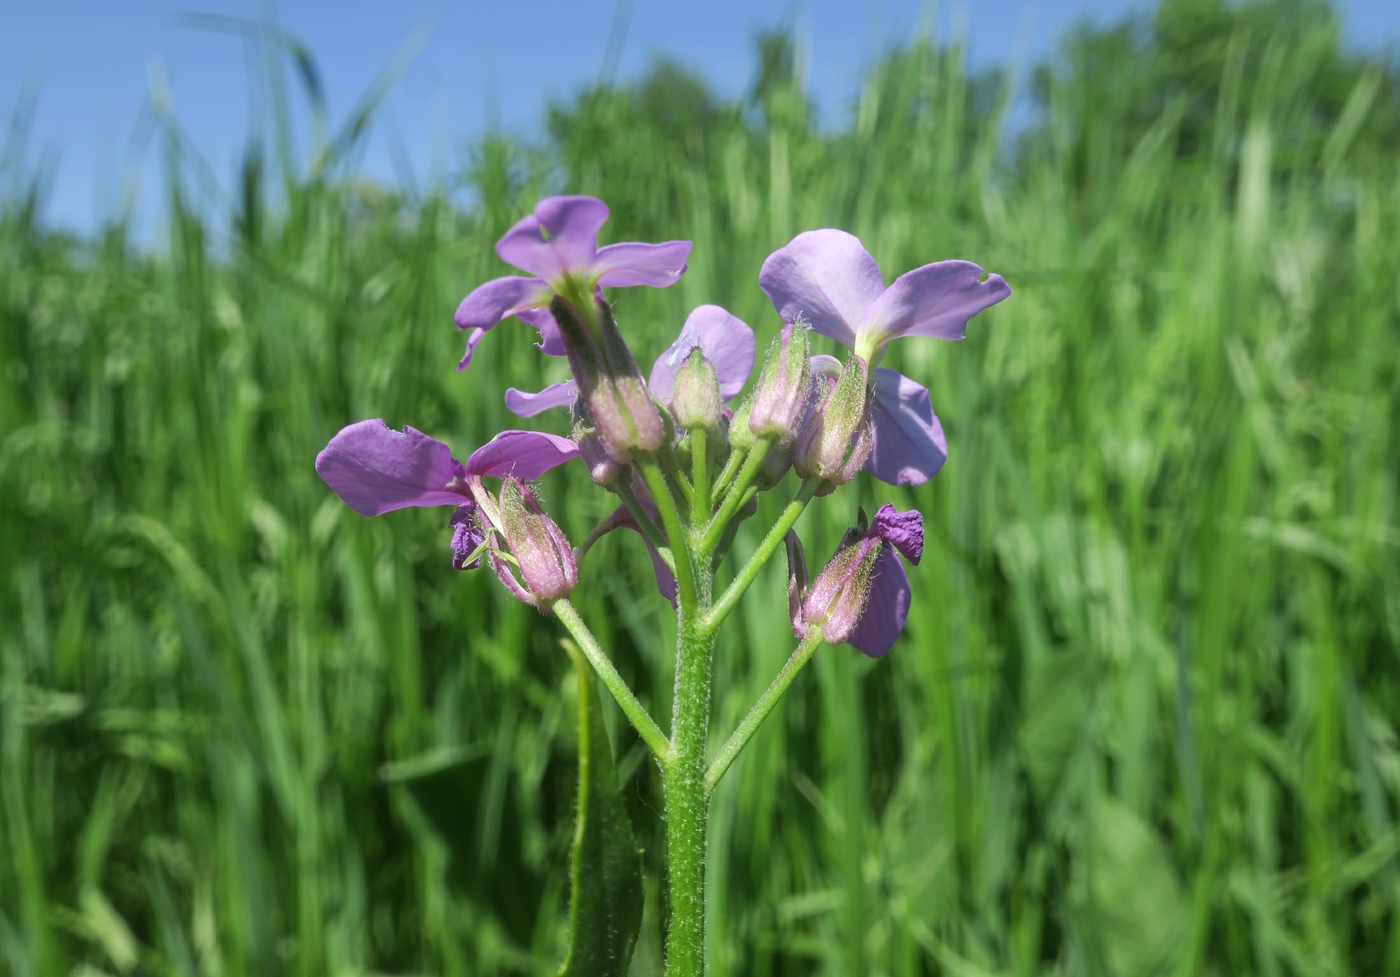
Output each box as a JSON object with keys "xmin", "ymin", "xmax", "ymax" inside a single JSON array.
[
  {"xmin": 573, "ymin": 413, "xmax": 627, "ymax": 488},
  {"xmin": 551, "ymin": 295, "xmax": 664, "ymax": 463},
  {"xmin": 800, "ymin": 517, "xmax": 882, "ymax": 645},
  {"xmin": 749, "ymin": 321, "xmax": 811, "ymax": 439},
  {"xmin": 671, "ymin": 348, "xmax": 723, "ymax": 431},
  {"xmin": 794, "ymin": 354, "xmax": 872, "ymax": 486},
  {"xmin": 496, "ymin": 477, "xmax": 577, "ymax": 603}
]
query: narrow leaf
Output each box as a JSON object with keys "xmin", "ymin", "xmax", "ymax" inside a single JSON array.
[{"xmin": 558, "ymin": 639, "xmax": 644, "ymax": 977}]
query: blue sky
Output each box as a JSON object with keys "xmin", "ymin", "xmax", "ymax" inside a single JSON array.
[{"xmin": 3, "ymin": 0, "xmax": 1397, "ymax": 233}]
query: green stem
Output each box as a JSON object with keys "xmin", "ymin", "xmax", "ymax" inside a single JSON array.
[
  {"xmin": 615, "ymin": 477, "xmax": 675, "ymax": 571},
  {"xmin": 706, "ymin": 629, "xmax": 824, "ymax": 792},
  {"xmin": 551, "ymin": 599, "xmax": 672, "ymax": 762},
  {"xmin": 703, "ymin": 479, "xmax": 817, "ymax": 634},
  {"xmin": 711, "ymin": 442, "xmax": 747, "ymax": 498},
  {"xmin": 639, "ymin": 459, "xmax": 698, "ymax": 610},
  {"xmin": 691, "ymin": 431, "xmax": 710, "ymax": 526},
  {"xmin": 701, "ymin": 438, "xmax": 772, "ymax": 551},
  {"xmin": 663, "ymin": 597, "xmax": 713, "ymax": 976}
]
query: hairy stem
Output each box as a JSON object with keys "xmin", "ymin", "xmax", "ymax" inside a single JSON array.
[
  {"xmin": 551, "ymin": 599, "xmax": 672, "ymax": 762},
  {"xmin": 691, "ymin": 432, "xmax": 710, "ymax": 525},
  {"xmin": 702, "ymin": 438, "xmax": 772, "ymax": 551},
  {"xmin": 639, "ymin": 459, "xmax": 698, "ymax": 610},
  {"xmin": 703, "ymin": 479, "xmax": 817, "ymax": 634},
  {"xmin": 706, "ymin": 629, "xmax": 824, "ymax": 791}
]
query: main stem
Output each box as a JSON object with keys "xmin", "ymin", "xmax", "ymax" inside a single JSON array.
[{"xmin": 665, "ymin": 570, "xmax": 713, "ymax": 976}]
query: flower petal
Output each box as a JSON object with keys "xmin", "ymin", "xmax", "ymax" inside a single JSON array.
[
  {"xmin": 516, "ymin": 306, "xmax": 567, "ymax": 356},
  {"xmin": 495, "ymin": 196, "xmax": 609, "ymax": 280},
  {"xmin": 593, "ymin": 240, "xmax": 693, "ymax": 288},
  {"xmin": 450, "ymin": 502, "xmax": 486, "ymax": 570},
  {"xmin": 864, "ymin": 367, "xmax": 948, "ymax": 486},
  {"xmin": 861, "ymin": 260, "xmax": 1010, "ymax": 344},
  {"xmin": 315, "ymin": 420, "xmax": 467, "ymax": 516},
  {"xmin": 759, "ymin": 229, "xmax": 887, "ymax": 347},
  {"xmin": 454, "ymin": 276, "xmax": 553, "ymax": 331},
  {"xmin": 847, "ymin": 545, "xmax": 911, "ymax": 658},
  {"xmin": 649, "ymin": 304, "xmax": 756, "ymax": 403},
  {"xmin": 504, "ymin": 380, "xmax": 578, "ymax": 417},
  {"xmin": 872, "ymin": 503, "xmax": 924, "ymax": 565},
  {"xmin": 463, "ymin": 430, "xmax": 579, "ymax": 480},
  {"xmin": 601, "ymin": 504, "xmax": 679, "ymax": 605}
]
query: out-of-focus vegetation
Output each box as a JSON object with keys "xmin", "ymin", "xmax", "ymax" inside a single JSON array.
[{"xmin": 3, "ymin": 0, "xmax": 1399, "ymax": 973}]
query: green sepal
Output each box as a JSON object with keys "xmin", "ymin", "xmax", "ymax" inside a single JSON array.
[{"xmin": 557, "ymin": 640, "xmax": 645, "ymax": 977}]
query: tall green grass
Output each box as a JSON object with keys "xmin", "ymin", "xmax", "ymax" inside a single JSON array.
[{"xmin": 2, "ymin": 0, "xmax": 1398, "ymax": 973}]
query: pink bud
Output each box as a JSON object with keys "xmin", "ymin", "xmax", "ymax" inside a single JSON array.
[
  {"xmin": 497, "ymin": 477, "xmax": 577, "ymax": 603},
  {"xmin": 794, "ymin": 355, "xmax": 872, "ymax": 487},
  {"xmin": 749, "ymin": 321, "xmax": 811, "ymax": 440},
  {"xmin": 799, "ymin": 517, "xmax": 882, "ymax": 645}
]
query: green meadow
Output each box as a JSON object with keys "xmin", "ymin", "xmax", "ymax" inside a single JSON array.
[{"xmin": 3, "ymin": 0, "xmax": 1399, "ymax": 973}]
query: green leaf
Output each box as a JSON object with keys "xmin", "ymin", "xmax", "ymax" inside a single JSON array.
[{"xmin": 558, "ymin": 640, "xmax": 645, "ymax": 977}]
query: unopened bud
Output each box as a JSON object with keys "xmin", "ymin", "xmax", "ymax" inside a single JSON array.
[
  {"xmin": 800, "ymin": 515, "xmax": 882, "ymax": 645},
  {"xmin": 672, "ymin": 349, "xmax": 723, "ymax": 430},
  {"xmin": 749, "ymin": 322, "xmax": 811, "ymax": 439},
  {"xmin": 574, "ymin": 413, "xmax": 627, "ymax": 488},
  {"xmin": 794, "ymin": 355, "xmax": 872, "ymax": 486},
  {"xmin": 497, "ymin": 477, "xmax": 577, "ymax": 603},
  {"xmin": 551, "ymin": 295, "xmax": 664, "ymax": 463}
]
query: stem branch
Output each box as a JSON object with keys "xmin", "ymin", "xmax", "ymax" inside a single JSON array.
[
  {"xmin": 551, "ymin": 599, "xmax": 672, "ymax": 762},
  {"xmin": 703, "ymin": 479, "xmax": 817, "ymax": 634},
  {"xmin": 706, "ymin": 630, "xmax": 824, "ymax": 791}
]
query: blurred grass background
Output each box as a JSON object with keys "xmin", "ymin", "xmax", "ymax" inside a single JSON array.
[{"xmin": 3, "ymin": 0, "xmax": 1400, "ymax": 973}]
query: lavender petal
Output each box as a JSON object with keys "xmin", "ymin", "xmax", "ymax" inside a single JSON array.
[
  {"xmin": 593, "ymin": 240, "xmax": 693, "ymax": 288},
  {"xmin": 315, "ymin": 420, "xmax": 468, "ymax": 516},
  {"xmin": 504, "ymin": 380, "xmax": 578, "ymax": 417},
  {"xmin": 862, "ymin": 260, "xmax": 1010, "ymax": 343},
  {"xmin": 847, "ymin": 545, "xmax": 910, "ymax": 658},
  {"xmin": 463, "ymin": 430, "xmax": 580, "ymax": 480},
  {"xmin": 649, "ymin": 304, "xmax": 756, "ymax": 403},
  {"xmin": 864, "ymin": 367, "xmax": 948, "ymax": 486},
  {"xmin": 495, "ymin": 196, "xmax": 609, "ymax": 280},
  {"xmin": 759, "ymin": 229, "xmax": 886, "ymax": 347}
]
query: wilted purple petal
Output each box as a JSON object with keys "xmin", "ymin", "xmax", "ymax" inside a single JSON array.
[
  {"xmin": 847, "ymin": 545, "xmax": 910, "ymax": 658},
  {"xmin": 463, "ymin": 430, "xmax": 579, "ymax": 480},
  {"xmin": 450, "ymin": 502, "xmax": 487, "ymax": 570},
  {"xmin": 504, "ymin": 380, "xmax": 578, "ymax": 417},
  {"xmin": 872, "ymin": 503, "xmax": 924, "ymax": 565},
  {"xmin": 649, "ymin": 304, "xmax": 756, "ymax": 403},
  {"xmin": 864, "ymin": 367, "xmax": 948, "ymax": 486},
  {"xmin": 601, "ymin": 504, "xmax": 678, "ymax": 604},
  {"xmin": 454, "ymin": 276, "xmax": 553, "ymax": 332},
  {"xmin": 593, "ymin": 240, "xmax": 693, "ymax": 288},
  {"xmin": 517, "ymin": 307, "xmax": 567, "ymax": 356},
  {"xmin": 495, "ymin": 196, "xmax": 610, "ymax": 281},
  {"xmin": 759, "ymin": 229, "xmax": 886, "ymax": 346},
  {"xmin": 862, "ymin": 260, "xmax": 1011, "ymax": 344},
  {"xmin": 315, "ymin": 420, "xmax": 468, "ymax": 516}
]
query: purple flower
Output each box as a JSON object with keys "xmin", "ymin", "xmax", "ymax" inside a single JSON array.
[
  {"xmin": 787, "ymin": 504, "xmax": 924, "ymax": 658},
  {"xmin": 455, "ymin": 196, "xmax": 693, "ymax": 370},
  {"xmin": 316, "ymin": 420, "xmax": 578, "ymax": 574},
  {"xmin": 759, "ymin": 229, "xmax": 1010, "ymax": 485},
  {"xmin": 504, "ymin": 304, "xmax": 756, "ymax": 420}
]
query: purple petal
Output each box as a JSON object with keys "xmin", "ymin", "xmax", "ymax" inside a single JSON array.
[
  {"xmin": 454, "ymin": 276, "xmax": 553, "ymax": 331},
  {"xmin": 872, "ymin": 504, "xmax": 924, "ymax": 565},
  {"xmin": 517, "ymin": 307, "xmax": 567, "ymax": 356},
  {"xmin": 809, "ymin": 353, "xmax": 843, "ymax": 380},
  {"xmin": 649, "ymin": 305, "xmax": 756, "ymax": 403},
  {"xmin": 458, "ymin": 327, "xmax": 487, "ymax": 371},
  {"xmin": 847, "ymin": 545, "xmax": 910, "ymax": 658},
  {"xmin": 315, "ymin": 420, "xmax": 468, "ymax": 516},
  {"xmin": 495, "ymin": 196, "xmax": 609, "ymax": 281},
  {"xmin": 864, "ymin": 367, "xmax": 948, "ymax": 486},
  {"xmin": 450, "ymin": 502, "xmax": 486, "ymax": 570},
  {"xmin": 463, "ymin": 430, "xmax": 579, "ymax": 480},
  {"xmin": 759, "ymin": 229, "xmax": 886, "ymax": 347},
  {"xmin": 603, "ymin": 504, "xmax": 679, "ymax": 604},
  {"xmin": 593, "ymin": 240, "xmax": 693, "ymax": 288},
  {"xmin": 504, "ymin": 380, "xmax": 578, "ymax": 417},
  {"xmin": 861, "ymin": 260, "xmax": 1011, "ymax": 344}
]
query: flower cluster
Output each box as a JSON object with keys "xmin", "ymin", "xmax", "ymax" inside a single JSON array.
[{"xmin": 316, "ymin": 194, "xmax": 1008, "ymax": 653}]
